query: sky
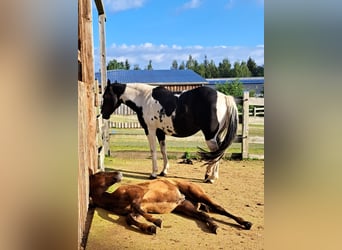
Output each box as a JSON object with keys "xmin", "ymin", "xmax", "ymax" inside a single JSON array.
[{"xmin": 92, "ymin": 0, "xmax": 264, "ymax": 71}]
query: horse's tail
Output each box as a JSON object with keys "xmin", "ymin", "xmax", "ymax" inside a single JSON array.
[{"xmin": 198, "ymin": 95, "xmax": 238, "ymax": 164}]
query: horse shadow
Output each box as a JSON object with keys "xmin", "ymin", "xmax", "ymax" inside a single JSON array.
[
  {"xmin": 95, "ymin": 207, "xmax": 145, "ymax": 235},
  {"xmin": 105, "ymin": 167, "xmax": 204, "ymax": 183}
]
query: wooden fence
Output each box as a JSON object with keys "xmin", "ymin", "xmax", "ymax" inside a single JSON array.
[{"xmin": 109, "ymin": 92, "xmax": 264, "ymax": 159}]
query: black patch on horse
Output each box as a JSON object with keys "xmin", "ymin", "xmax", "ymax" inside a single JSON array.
[
  {"xmin": 152, "ymin": 87, "xmax": 178, "ymax": 116},
  {"xmin": 125, "ymin": 100, "xmax": 148, "ymax": 135}
]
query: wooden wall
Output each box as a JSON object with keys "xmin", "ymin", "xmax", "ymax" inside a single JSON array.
[{"xmin": 78, "ymin": 0, "xmax": 97, "ymax": 248}]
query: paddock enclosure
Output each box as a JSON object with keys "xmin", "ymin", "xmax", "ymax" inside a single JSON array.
[{"xmin": 78, "ymin": 0, "xmax": 264, "ymax": 248}]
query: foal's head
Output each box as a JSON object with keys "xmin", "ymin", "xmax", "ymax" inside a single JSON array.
[
  {"xmin": 89, "ymin": 171, "xmax": 123, "ymax": 197},
  {"xmin": 101, "ymin": 80, "xmax": 126, "ymax": 119}
]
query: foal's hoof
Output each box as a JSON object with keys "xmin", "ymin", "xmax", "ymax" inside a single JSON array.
[
  {"xmin": 154, "ymin": 219, "xmax": 162, "ymax": 228},
  {"xmin": 243, "ymin": 221, "xmax": 253, "ymax": 230},
  {"xmin": 149, "ymin": 175, "xmax": 157, "ymax": 180},
  {"xmin": 146, "ymin": 225, "xmax": 157, "ymax": 234},
  {"xmin": 209, "ymin": 224, "xmax": 219, "ymax": 234}
]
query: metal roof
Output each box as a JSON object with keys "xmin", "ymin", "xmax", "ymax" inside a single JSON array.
[
  {"xmin": 206, "ymin": 77, "xmax": 264, "ymax": 85},
  {"xmin": 95, "ymin": 70, "xmax": 208, "ymax": 85}
]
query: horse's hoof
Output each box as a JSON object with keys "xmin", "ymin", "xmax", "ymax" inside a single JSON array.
[
  {"xmin": 149, "ymin": 175, "xmax": 157, "ymax": 180},
  {"xmin": 159, "ymin": 172, "xmax": 167, "ymax": 177},
  {"xmin": 209, "ymin": 224, "xmax": 219, "ymax": 234},
  {"xmin": 243, "ymin": 221, "xmax": 252, "ymax": 230},
  {"xmin": 146, "ymin": 225, "xmax": 157, "ymax": 234},
  {"xmin": 204, "ymin": 178, "xmax": 214, "ymax": 184},
  {"xmin": 154, "ymin": 219, "xmax": 162, "ymax": 228}
]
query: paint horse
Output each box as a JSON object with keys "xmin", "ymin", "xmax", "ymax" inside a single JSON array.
[
  {"xmin": 101, "ymin": 80, "xmax": 238, "ymax": 183},
  {"xmin": 89, "ymin": 170, "xmax": 252, "ymax": 234}
]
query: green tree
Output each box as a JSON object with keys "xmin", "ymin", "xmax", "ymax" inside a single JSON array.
[
  {"xmin": 208, "ymin": 60, "xmax": 218, "ymax": 78},
  {"xmin": 231, "ymin": 61, "xmax": 251, "ymax": 77},
  {"xmin": 124, "ymin": 59, "xmax": 130, "ymax": 70},
  {"xmin": 133, "ymin": 64, "xmax": 140, "ymax": 70},
  {"xmin": 218, "ymin": 58, "xmax": 231, "ymax": 77},
  {"xmin": 171, "ymin": 60, "xmax": 178, "ymax": 70},
  {"xmin": 146, "ymin": 60, "xmax": 153, "ymax": 70},
  {"xmin": 179, "ymin": 61, "xmax": 185, "ymax": 70},
  {"xmin": 107, "ymin": 59, "xmax": 125, "ymax": 70},
  {"xmin": 186, "ymin": 55, "xmax": 196, "ymax": 70},
  {"xmin": 256, "ymin": 65, "xmax": 264, "ymax": 76},
  {"xmin": 216, "ymin": 79, "xmax": 244, "ymax": 97},
  {"xmin": 247, "ymin": 57, "xmax": 258, "ymax": 76}
]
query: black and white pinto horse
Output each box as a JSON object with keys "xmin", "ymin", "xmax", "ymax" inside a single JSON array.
[{"xmin": 101, "ymin": 80, "xmax": 238, "ymax": 183}]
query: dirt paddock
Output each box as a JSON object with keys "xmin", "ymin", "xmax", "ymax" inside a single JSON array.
[{"xmin": 85, "ymin": 158, "xmax": 264, "ymax": 250}]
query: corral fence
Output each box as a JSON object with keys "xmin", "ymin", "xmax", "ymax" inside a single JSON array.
[{"xmin": 109, "ymin": 91, "xmax": 264, "ymax": 159}]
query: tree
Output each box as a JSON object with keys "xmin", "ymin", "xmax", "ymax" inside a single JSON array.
[
  {"xmin": 124, "ymin": 59, "xmax": 130, "ymax": 70},
  {"xmin": 146, "ymin": 60, "xmax": 153, "ymax": 70},
  {"xmin": 171, "ymin": 60, "xmax": 178, "ymax": 70},
  {"xmin": 218, "ymin": 58, "xmax": 231, "ymax": 77},
  {"xmin": 216, "ymin": 79, "xmax": 244, "ymax": 97},
  {"xmin": 231, "ymin": 61, "xmax": 251, "ymax": 77},
  {"xmin": 133, "ymin": 64, "xmax": 140, "ymax": 70},
  {"xmin": 107, "ymin": 59, "xmax": 125, "ymax": 70},
  {"xmin": 186, "ymin": 55, "xmax": 195, "ymax": 70},
  {"xmin": 256, "ymin": 65, "xmax": 264, "ymax": 76},
  {"xmin": 208, "ymin": 60, "xmax": 218, "ymax": 78},
  {"xmin": 247, "ymin": 57, "xmax": 258, "ymax": 76},
  {"xmin": 179, "ymin": 61, "xmax": 185, "ymax": 70}
]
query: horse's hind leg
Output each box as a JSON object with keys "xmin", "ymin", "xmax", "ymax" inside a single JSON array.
[
  {"xmin": 204, "ymin": 139, "xmax": 220, "ymax": 183},
  {"xmin": 177, "ymin": 181, "xmax": 252, "ymax": 230},
  {"xmin": 174, "ymin": 200, "xmax": 219, "ymax": 233},
  {"xmin": 199, "ymin": 196, "xmax": 252, "ymax": 229}
]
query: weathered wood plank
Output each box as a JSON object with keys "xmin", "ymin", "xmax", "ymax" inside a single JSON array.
[
  {"xmin": 242, "ymin": 91, "xmax": 249, "ymax": 159},
  {"xmin": 249, "ymin": 97, "xmax": 264, "ymax": 106}
]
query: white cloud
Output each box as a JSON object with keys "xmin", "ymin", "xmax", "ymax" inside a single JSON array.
[
  {"xmin": 94, "ymin": 43, "xmax": 264, "ymax": 70},
  {"xmin": 104, "ymin": 0, "xmax": 146, "ymax": 12},
  {"xmin": 177, "ymin": 0, "xmax": 202, "ymax": 12}
]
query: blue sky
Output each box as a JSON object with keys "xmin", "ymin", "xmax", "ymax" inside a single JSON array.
[{"xmin": 92, "ymin": 0, "xmax": 264, "ymax": 71}]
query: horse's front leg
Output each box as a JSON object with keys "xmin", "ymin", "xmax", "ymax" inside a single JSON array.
[
  {"xmin": 156, "ymin": 129, "xmax": 169, "ymax": 176},
  {"xmin": 147, "ymin": 131, "xmax": 158, "ymax": 179},
  {"xmin": 126, "ymin": 213, "xmax": 157, "ymax": 234}
]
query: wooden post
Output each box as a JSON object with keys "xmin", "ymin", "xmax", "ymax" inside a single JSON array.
[
  {"xmin": 242, "ymin": 91, "xmax": 249, "ymax": 159},
  {"xmin": 98, "ymin": 13, "xmax": 110, "ymax": 157}
]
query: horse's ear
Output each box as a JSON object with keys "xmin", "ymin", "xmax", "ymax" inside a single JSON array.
[{"xmin": 107, "ymin": 79, "xmax": 111, "ymax": 86}]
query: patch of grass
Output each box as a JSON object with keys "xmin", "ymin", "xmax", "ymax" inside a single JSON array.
[{"xmin": 109, "ymin": 121, "xmax": 264, "ymax": 157}]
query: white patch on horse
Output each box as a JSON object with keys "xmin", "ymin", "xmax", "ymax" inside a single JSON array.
[{"xmin": 147, "ymin": 97, "xmax": 176, "ymax": 135}]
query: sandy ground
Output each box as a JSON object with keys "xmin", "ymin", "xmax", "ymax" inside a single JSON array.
[{"xmin": 85, "ymin": 158, "xmax": 264, "ymax": 250}]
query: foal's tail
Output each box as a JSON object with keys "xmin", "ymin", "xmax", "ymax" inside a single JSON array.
[{"xmin": 198, "ymin": 95, "xmax": 238, "ymax": 164}]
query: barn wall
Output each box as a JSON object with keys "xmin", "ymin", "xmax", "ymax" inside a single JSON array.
[{"xmin": 78, "ymin": 0, "xmax": 97, "ymax": 248}]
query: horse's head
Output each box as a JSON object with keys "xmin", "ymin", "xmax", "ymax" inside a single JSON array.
[
  {"xmin": 101, "ymin": 80, "xmax": 125, "ymax": 119},
  {"xmin": 89, "ymin": 170, "xmax": 123, "ymax": 197}
]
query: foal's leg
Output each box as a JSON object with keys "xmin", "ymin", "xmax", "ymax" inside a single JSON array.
[
  {"xmin": 126, "ymin": 213, "xmax": 157, "ymax": 234},
  {"xmin": 156, "ymin": 129, "xmax": 169, "ymax": 176},
  {"xmin": 131, "ymin": 203, "xmax": 162, "ymax": 228},
  {"xmin": 173, "ymin": 200, "xmax": 219, "ymax": 234},
  {"xmin": 146, "ymin": 130, "xmax": 159, "ymax": 179},
  {"xmin": 181, "ymin": 182, "xmax": 252, "ymax": 230}
]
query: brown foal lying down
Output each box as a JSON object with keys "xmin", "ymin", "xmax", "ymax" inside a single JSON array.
[{"xmin": 89, "ymin": 171, "xmax": 252, "ymax": 234}]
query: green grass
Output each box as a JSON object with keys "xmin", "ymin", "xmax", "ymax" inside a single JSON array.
[{"xmin": 109, "ymin": 121, "xmax": 264, "ymax": 156}]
